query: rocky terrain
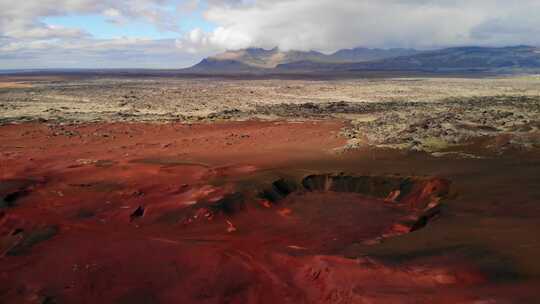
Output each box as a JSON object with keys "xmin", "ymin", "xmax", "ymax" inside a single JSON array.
[
  {"xmin": 2, "ymin": 74, "xmax": 540, "ymax": 303},
  {"xmin": 2, "ymin": 120, "xmax": 540, "ymax": 303},
  {"xmin": 342, "ymin": 96, "xmax": 540, "ymax": 153},
  {"xmin": 2, "ymin": 75, "xmax": 540, "ymax": 155}
]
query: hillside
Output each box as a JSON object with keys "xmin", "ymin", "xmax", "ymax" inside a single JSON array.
[
  {"xmin": 188, "ymin": 47, "xmax": 420, "ymax": 71},
  {"xmin": 347, "ymin": 46, "xmax": 540, "ymax": 71},
  {"xmin": 187, "ymin": 46, "xmax": 540, "ymax": 74}
]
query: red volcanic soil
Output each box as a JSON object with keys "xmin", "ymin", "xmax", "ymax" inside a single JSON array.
[{"xmin": 1, "ymin": 121, "xmax": 540, "ymax": 303}]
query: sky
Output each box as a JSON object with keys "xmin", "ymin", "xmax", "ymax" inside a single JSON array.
[{"xmin": 1, "ymin": 0, "xmax": 540, "ymax": 69}]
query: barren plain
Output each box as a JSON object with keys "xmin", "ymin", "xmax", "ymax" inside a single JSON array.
[
  {"xmin": 2, "ymin": 76, "xmax": 540, "ymax": 154},
  {"xmin": 1, "ymin": 75, "xmax": 540, "ymax": 303}
]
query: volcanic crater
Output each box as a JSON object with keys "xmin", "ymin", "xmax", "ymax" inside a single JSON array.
[{"xmin": 1, "ymin": 121, "xmax": 539, "ymax": 303}]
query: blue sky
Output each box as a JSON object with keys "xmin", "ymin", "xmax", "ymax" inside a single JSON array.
[{"xmin": 43, "ymin": 6, "xmax": 215, "ymax": 40}]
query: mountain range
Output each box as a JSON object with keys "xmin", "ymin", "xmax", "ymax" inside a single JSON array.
[{"xmin": 186, "ymin": 45, "xmax": 540, "ymax": 74}]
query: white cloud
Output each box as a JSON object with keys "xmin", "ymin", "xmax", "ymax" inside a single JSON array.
[
  {"xmin": 102, "ymin": 8, "xmax": 127, "ymax": 24},
  {"xmin": 177, "ymin": 26, "xmax": 252, "ymax": 53},
  {"xmin": 0, "ymin": 0, "xmax": 199, "ymax": 68},
  {"xmin": 0, "ymin": 0, "xmax": 180, "ymax": 39},
  {"xmin": 0, "ymin": 37, "xmax": 202, "ymax": 69},
  {"xmin": 176, "ymin": 0, "xmax": 540, "ymax": 53}
]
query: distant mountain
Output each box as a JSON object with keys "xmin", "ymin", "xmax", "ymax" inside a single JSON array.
[
  {"xmin": 345, "ymin": 45, "xmax": 540, "ymax": 71},
  {"xmin": 190, "ymin": 48, "xmax": 327, "ymax": 70},
  {"xmin": 187, "ymin": 47, "xmax": 420, "ymax": 71},
  {"xmin": 186, "ymin": 45, "xmax": 540, "ymax": 74},
  {"xmin": 187, "ymin": 58, "xmax": 261, "ymax": 72},
  {"xmin": 330, "ymin": 48, "xmax": 420, "ymax": 63}
]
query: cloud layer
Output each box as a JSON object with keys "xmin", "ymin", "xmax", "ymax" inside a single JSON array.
[
  {"xmin": 0, "ymin": 0, "xmax": 201, "ymax": 68},
  {"xmin": 1, "ymin": 0, "xmax": 540, "ymax": 68},
  {"xmin": 179, "ymin": 0, "xmax": 540, "ymax": 53}
]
